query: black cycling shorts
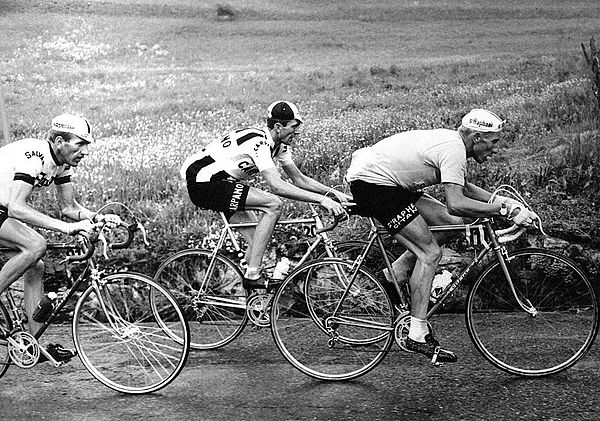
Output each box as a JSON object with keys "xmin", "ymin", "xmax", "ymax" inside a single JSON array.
[
  {"xmin": 349, "ymin": 180, "xmax": 423, "ymax": 235},
  {"xmin": 0, "ymin": 205, "xmax": 8, "ymax": 229},
  {"xmin": 187, "ymin": 180, "xmax": 250, "ymax": 220}
]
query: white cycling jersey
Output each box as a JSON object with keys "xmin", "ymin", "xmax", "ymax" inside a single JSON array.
[
  {"xmin": 346, "ymin": 128, "xmax": 467, "ymax": 190},
  {"xmin": 181, "ymin": 127, "xmax": 293, "ymax": 183},
  {"xmin": 0, "ymin": 138, "xmax": 72, "ymax": 207}
]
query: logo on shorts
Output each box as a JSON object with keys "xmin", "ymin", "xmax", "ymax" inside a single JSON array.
[
  {"xmin": 386, "ymin": 204, "xmax": 418, "ymax": 230},
  {"xmin": 229, "ymin": 183, "xmax": 245, "ymax": 211}
]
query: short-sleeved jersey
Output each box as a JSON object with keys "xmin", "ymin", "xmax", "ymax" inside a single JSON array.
[
  {"xmin": 180, "ymin": 127, "xmax": 294, "ymax": 183},
  {"xmin": 345, "ymin": 129, "xmax": 467, "ymax": 190},
  {"xmin": 0, "ymin": 138, "xmax": 72, "ymax": 207}
]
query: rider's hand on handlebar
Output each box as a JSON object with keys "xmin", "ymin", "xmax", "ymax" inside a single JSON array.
[
  {"xmin": 510, "ymin": 207, "xmax": 537, "ymax": 227},
  {"xmin": 320, "ymin": 196, "xmax": 346, "ymax": 216},
  {"xmin": 93, "ymin": 213, "xmax": 122, "ymax": 229},
  {"xmin": 67, "ymin": 219, "xmax": 96, "ymax": 236}
]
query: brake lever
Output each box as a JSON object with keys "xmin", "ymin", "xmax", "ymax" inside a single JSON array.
[{"xmin": 98, "ymin": 231, "xmax": 109, "ymax": 260}]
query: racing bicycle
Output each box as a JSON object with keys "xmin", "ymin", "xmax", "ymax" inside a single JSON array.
[
  {"xmin": 0, "ymin": 210, "xmax": 190, "ymax": 394},
  {"xmin": 269, "ymin": 186, "xmax": 598, "ymax": 380},
  {"xmin": 153, "ymin": 202, "xmax": 390, "ymax": 350}
]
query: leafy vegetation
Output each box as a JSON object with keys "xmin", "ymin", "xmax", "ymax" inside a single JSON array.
[{"xmin": 1, "ymin": 0, "xmax": 599, "ymax": 275}]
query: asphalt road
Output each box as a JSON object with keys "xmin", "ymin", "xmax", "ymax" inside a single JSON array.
[{"xmin": 1, "ymin": 315, "xmax": 599, "ymax": 421}]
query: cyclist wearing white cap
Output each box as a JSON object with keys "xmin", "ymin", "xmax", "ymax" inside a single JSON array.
[
  {"xmin": 181, "ymin": 101, "xmax": 349, "ymax": 289},
  {"xmin": 346, "ymin": 108, "xmax": 537, "ymax": 363},
  {"xmin": 0, "ymin": 113, "xmax": 120, "ymax": 363}
]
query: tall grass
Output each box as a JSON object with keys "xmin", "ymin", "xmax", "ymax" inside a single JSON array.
[{"xmin": 2, "ymin": 1, "xmax": 600, "ymax": 272}]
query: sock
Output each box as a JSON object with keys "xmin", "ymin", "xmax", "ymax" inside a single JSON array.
[
  {"xmin": 408, "ymin": 317, "xmax": 428, "ymax": 342},
  {"xmin": 244, "ymin": 267, "xmax": 260, "ymax": 280}
]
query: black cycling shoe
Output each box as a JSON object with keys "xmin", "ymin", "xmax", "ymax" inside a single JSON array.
[
  {"xmin": 243, "ymin": 275, "xmax": 268, "ymax": 290},
  {"xmin": 38, "ymin": 343, "xmax": 77, "ymax": 364},
  {"xmin": 405, "ymin": 333, "xmax": 457, "ymax": 364}
]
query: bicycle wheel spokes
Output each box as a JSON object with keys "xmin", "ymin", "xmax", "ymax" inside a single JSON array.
[
  {"xmin": 271, "ymin": 258, "xmax": 394, "ymax": 381},
  {"xmin": 154, "ymin": 249, "xmax": 247, "ymax": 349},
  {"xmin": 467, "ymin": 249, "xmax": 598, "ymax": 376},
  {"xmin": 73, "ymin": 272, "xmax": 190, "ymax": 394}
]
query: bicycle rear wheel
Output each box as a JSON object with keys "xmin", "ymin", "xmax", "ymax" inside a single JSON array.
[
  {"xmin": 0, "ymin": 301, "xmax": 12, "ymax": 378},
  {"xmin": 154, "ymin": 249, "xmax": 247, "ymax": 350},
  {"xmin": 466, "ymin": 248, "xmax": 598, "ymax": 376},
  {"xmin": 271, "ymin": 258, "xmax": 394, "ymax": 381},
  {"xmin": 73, "ymin": 272, "xmax": 190, "ymax": 394}
]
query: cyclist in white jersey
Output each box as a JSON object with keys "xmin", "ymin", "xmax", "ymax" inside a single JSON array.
[
  {"xmin": 181, "ymin": 101, "xmax": 349, "ymax": 289},
  {"xmin": 0, "ymin": 114, "xmax": 120, "ymax": 363},
  {"xmin": 346, "ymin": 109, "xmax": 537, "ymax": 363}
]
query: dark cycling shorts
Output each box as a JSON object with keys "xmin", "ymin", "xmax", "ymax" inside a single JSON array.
[
  {"xmin": 187, "ymin": 180, "xmax": 250, "ymax": 220},
  {"xmin": 0, "ymin": 205, "xmax": 8, "ymax": 229},
  {"xmin": 349, "ymin": 180, "xmax": 423, "ymax": 235}
]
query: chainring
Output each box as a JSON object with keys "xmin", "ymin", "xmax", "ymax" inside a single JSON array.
[
  {"xmin": 246, "ymin": 292, "xmax": 272, "ymax": 328},
  {"xmin": 7, "ymin": 331, "xmax": 40, "ymax": 368}
]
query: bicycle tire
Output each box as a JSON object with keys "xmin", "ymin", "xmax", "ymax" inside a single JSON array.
[
  {"xmin": 154, "ymin": 248, "xmax": 248, "ymax": 350},
  {"xmin": 271, "ymin": 258, "xmax": 395, "ymax": 381},
  {"xmin": 466, "ymin": 248, "xmax": 598, "ymax": 376},
  {"xmin": 0, "ymin": 300, "xmax": 12, "ymax": 378},
  {"xmin": 72, "ymin": 272, "xmax": 190, "ymax": 394}
]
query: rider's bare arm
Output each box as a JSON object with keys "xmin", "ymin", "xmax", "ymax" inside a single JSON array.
[
  {"xmin": 7, "ymin": 180, "xmax": 74, "ymax": 233},
  {"xmin": 463, "ymin": 182, "xmax": 494, "ymax": 202},
  {"xmin": 56, "ymin": 182, "xmax": 96, "ymax": 221},
  {"xmin": 281, "ymin": 162, "xmax": 353, "ymax": 202},
  {"xmin": 261, "ymin": 168, "xmax": 345, "ymax": 215},
  {"xmin": 444, "ymin": 183, "xmax": 503, "ymax": 218}
]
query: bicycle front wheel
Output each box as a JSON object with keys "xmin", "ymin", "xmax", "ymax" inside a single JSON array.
[
  {"xmin": 154, "ymin": 249, "xmax": 247, "ymax": 350},
  {"xmin": 466, "ymin": 248, "xmax": 598, "ymax": 376},
  {"xmin": 271, "ymin": 258, "xmax": 394, "ymax": 381},
  {"xmin": 73, "ymin": 272, "xmax": 190, "ymax": 394}
]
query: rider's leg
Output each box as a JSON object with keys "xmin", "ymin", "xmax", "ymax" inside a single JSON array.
[
  {"xmin": 392, "ymin": 216, "xmax": 441, "ymax": 341},
  {"xmin": 23, "ymin": 260, "xmax": 45, "ymax": 335},
  {"xmin": 386, "ymin": 194, "xmax": 463, "ymax": 285},
  {"xmin": 229, "ymin": 210, "xmax": 258, "ymax": 265},
  {"xmin": 239, "ymin": 188, "xmax": 283, "ymax": 279},
  {"xmin": 0, "ymin": 219, "xmax": 47, "ymax": 334}
]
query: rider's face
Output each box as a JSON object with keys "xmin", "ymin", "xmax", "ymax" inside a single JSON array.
[
  {"xmin": 472, "ymin": 132, "xmax": 500, "ymax": 164},
  {"xmin": 56, "ymin": 135, "xmax": 90, "ymax": 167},
  {"xmin": 277, "ymin": 120, "xmax": 301, "ymax": 145}
]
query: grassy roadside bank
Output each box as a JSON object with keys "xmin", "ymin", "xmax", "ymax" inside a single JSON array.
[{"xmin": 0, "ymin": 0, "xmax": 599, "ymax": 277}]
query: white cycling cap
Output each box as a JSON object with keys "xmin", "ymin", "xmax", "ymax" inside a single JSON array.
[
  {"xmin": 51, "ymin": 113, "xmax": 94, "ymax": 143},
  {"xmin": 267, "ymin": 101, "xmax": 304, "ymax": 124},
  {"xmin": 461, "ymin": 109, "xmax": 505, "ymax": 133}
]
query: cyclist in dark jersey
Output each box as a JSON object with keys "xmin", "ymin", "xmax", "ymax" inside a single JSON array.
[
  {"xmin": 346, "ymin": 109, "xmax": 537, "ymax": 363},
  {"xmin": 0, "ymin": 114, "xmax": 120, "ymax": 363},
  {"xmin": 181, "ymin": 101, "xmax": 349, "ymax": 289}
]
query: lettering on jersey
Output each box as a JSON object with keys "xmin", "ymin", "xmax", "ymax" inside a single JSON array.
[
  {"xmin": 229, "ymin": 183, "xmax": 245, "ymax": 211},
  {"xmin": 253, "ymin": 139, "xmax": 268, "ymax": 152},
  {"xmin": 238, "ymin": 160, "xmax": 259, "ymax": 176},
  {"xmin": 386, "ymin": 204, "xmax": 418, "ymax": 231},
  {"xmin": 221, "ymin": 135, "xmax": 232, "ymax": 148},
  {"xmin": 24, "ymin": 150, "xmax": 45, "ymax": 165}
]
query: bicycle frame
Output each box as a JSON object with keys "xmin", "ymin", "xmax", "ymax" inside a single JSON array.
[
  {"xmin": 0, "ymin": 240, "xmax": 115, "ymax": 340},
  {"xmin": 326, "ymin": 217, "xmax": 534, "ymax": 333},
  {"xmin": 196, "ymin": 205, "xmax": 341, "ymax": 309}
]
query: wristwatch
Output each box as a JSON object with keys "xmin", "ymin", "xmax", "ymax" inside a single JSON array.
[{"xmin": 499, "ymin": 202, "xmax": 509, "ymax": 217}]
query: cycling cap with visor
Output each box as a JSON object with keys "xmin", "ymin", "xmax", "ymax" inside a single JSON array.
[
  {"xmin": 461, "ymin": 109, "xmax": 505, "ymax": 133},
  {"xmin": 51, "ymin": 114, "xmax": 94, "ymax": 143},
  {"xmin": 267, "ymin": 101, "xmax": 304, "ymax": 124}
]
